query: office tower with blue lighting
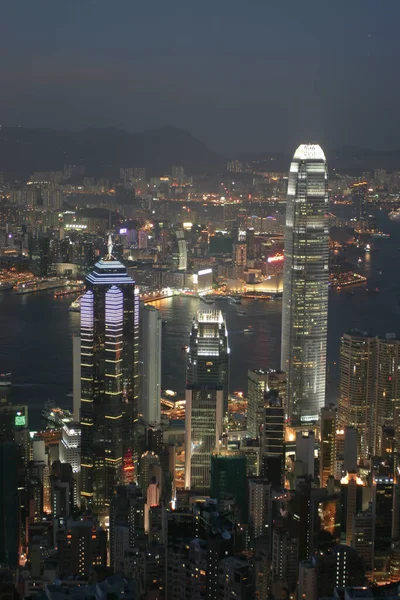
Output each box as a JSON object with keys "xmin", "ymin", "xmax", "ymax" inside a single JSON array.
[
  {"xmin": 80, "ymin": 237, "xmax": 139, "ymax": 513},
  {"xmin": 281, "ymin": 144, "xmax": 329, "ymax": 423},
  {"xmin": 185, "ymin": 310, "xmax": 229, "ymax": 493}
]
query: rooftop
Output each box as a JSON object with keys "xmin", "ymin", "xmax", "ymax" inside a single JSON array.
[{"xmin": 293, "ymin": 143, "xmax": 326, "ymax": 161}]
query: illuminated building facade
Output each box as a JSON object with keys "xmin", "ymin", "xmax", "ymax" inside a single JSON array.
[
  {"xmin": 281, "ymin": 144, "xmax": 329, "ymax": 423},
  {"xmin": 80, "ymin": 237, "xmax": 139, "ymax": 513},
  {"xmin": 339, "ymin": 331, "xmax": 400, "ymax": 458},
  {"xmin": 184, "ymin": 310, "xmax": 229, "ymax": 493}
]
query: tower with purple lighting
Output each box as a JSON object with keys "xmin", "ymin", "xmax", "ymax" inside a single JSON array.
[{"xmin": 80, "ymin": 236, "xmax": 139, "ymax": 513}]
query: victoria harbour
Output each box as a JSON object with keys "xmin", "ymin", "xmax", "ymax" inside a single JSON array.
[{"xmin": 0, "ymin": 210, "xmax": 398, "ymax": 428}]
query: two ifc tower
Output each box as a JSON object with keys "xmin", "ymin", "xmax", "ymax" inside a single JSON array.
[{"xmin": 281, "ymin": 144, "xmax": 329, "ymax": 424}]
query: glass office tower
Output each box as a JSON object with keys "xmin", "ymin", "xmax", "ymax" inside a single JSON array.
[
  {"xmin": 281, "ymin": 144, "xmax": 329, "ymax": 423},
  {"xmin": 80, "ymin": 238, "xmax": 139, "ymax": 513},
  {"xmin": 184, "ymin": 310, "xmax": 229, "ymax": 493}
]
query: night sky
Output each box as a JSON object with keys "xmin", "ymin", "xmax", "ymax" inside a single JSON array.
[{"xmin": 1, "ymin": 0, "xmax": 399, "ymax": 154}]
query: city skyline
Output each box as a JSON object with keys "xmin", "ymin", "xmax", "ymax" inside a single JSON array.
[{"xmin": 0, "ymin": 118, "xmax": 399, "ymax": 597}]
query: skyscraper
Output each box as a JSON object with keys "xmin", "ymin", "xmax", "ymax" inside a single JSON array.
[
  {"xmin": 185, "ymin": 310, "xmax": 229, "ymax": 493},
  {"xmin": 210, "ymin": 449, "xmax": 247, "ymax": 520},
  {"xmin": 320, "ymin": 405, "xmax": 338, "ymax": 488},
  {"xmin": 281, "ymin": 144, "xmax": 329, "ymax": 423},
  {"xmin": 0, "ymin": 442, "xmax": 19, "ymax": 568},
  {"xmin": 261, "ymin": 390, "xmax": 285, "ymax": 488},
  {"xmin": 141, "ymin": 305, "xmax": 162, "ymax": 429},
  {"xmin": 80, "ymin": 237, "xmax": 139, "ymax": 513},
  {"xmin": 247, "ymin": 369, "xmax": 286, "ymax": 440},
  {"xmin": 339, "ymin": 331, "xmax": 400, "ymax": 458}
]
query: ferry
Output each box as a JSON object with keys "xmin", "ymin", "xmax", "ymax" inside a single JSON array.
[
  {"xmin": 371, "ymin": 232, "xmax": 390, "ymax": 238},
  {"xmin": 69, "ymin": 295, "xmax": 82, "ymax": 312},
  {"xmin": 244, "ymin": 328, "xmax": 255, "ymax": 335},
  {"xmin": 15, "ymin": 277, "xmax": 68, "ymax": 295},
  {"xmin": 41, "ymin": 402, "xmax": 74, "ymax": 428},
  {"xmin": 54, "ymin": 285, "xmax": 85, "ymax": 298}
]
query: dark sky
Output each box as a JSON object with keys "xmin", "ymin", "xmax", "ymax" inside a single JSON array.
[{"xmin": 1, "ymin": 0, "xmax": 400, "ymax": 154}]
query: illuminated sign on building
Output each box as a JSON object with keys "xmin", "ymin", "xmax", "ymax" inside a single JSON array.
[
  {"xmin": 15, "ymin": 412, "xmax": 26, "ymax": 426},
  {"xmin": 267, "ymin": 254, "xmax": 284, "ymax": 263}
]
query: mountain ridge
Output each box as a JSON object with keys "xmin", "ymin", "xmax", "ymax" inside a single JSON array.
[{"xmin": 0, "ymin": 125, "xmax": 223, "ymax": 181}]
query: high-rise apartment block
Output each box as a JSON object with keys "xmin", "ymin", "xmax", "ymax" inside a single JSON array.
[{"xmin": 339, "ymin": 331, "xmax": 400, "ymax": 458}]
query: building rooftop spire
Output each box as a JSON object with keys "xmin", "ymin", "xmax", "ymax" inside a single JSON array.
[{"xmin": 106, "ymin": 234, "xmax": 113, "ymax": 260}]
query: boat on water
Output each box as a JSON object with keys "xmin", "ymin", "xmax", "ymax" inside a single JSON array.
[
  {"xmin": 366, "ymin": 288, "xmax": 380, "ymax": 295},
  {"xmin": 15, "ymin": 277, "xmax": 68, "ymax": 295},
  {"xmin": 244, "ymin": 328, "xmax": 255, "ymax": 335},
  {"xmin": 41, "ymin": 401, "xmax": 74, "ymax": 428},
  {"xmin": 200, "ymin": 296, "xmax": 214, "ymax": 304},
  {"xmin": 229, "ymin": 296, "xmax": 241, "ymax": 305},
  {"xmin": 358, "ymin": 257, "xmax": 363, "ymax": 264},
  {"xmin": 69, "ymin": 295, "xmax": 82, "ymax": 312},
  {"xmin": 371, "ymin": 232, "xmax": 390, "ymax": 238},
  {"xmin": 237, "ymin": 310, "xmax": 247, "ymax": 316},
  {"xmin": 0, "ymin": 282, "xmax": 14, "ymax": 292},
  {"xmin": 0, "ymin": 373, "xmax": 12, "ymax": 387}
]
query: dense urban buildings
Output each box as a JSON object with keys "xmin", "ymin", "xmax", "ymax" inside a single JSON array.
[
  {"xmin": 281, "ymin": 143, "xmax": 329, "ymax": 424},
  {"xmin": 1, "ymin": 131, "xmax": 400, "ymax": 600}
]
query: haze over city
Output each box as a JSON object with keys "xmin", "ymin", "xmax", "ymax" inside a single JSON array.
[{"xmin": 2, "ymin": 0, "xmax": 400, "ymax": 153}]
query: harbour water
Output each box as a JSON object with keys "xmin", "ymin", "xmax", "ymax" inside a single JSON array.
[{"xmin": 0, "ymin": 210, "xmax": 398, "ymax": 428}]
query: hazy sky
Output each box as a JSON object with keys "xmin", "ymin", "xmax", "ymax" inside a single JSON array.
[{"xmin": 1, "ymin": 0, "xmax": 400, "ymax": 154}]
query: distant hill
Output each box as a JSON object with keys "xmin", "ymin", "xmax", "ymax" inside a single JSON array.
[{"xmin": 0, "ymin": 126, "xmax": 223, "ymax": 181}]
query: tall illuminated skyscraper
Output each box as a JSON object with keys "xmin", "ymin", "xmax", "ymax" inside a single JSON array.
[
  {"xmin": 185, "ymin": 310, "xmax": 229, "ymax": 493},
  {"xmin": 80, "ymin": 237, "xmax": 139, "ymax": 513},
  {"xmin": 281, "ymin": 144, "xmax": 329, "ymax": 423}
]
